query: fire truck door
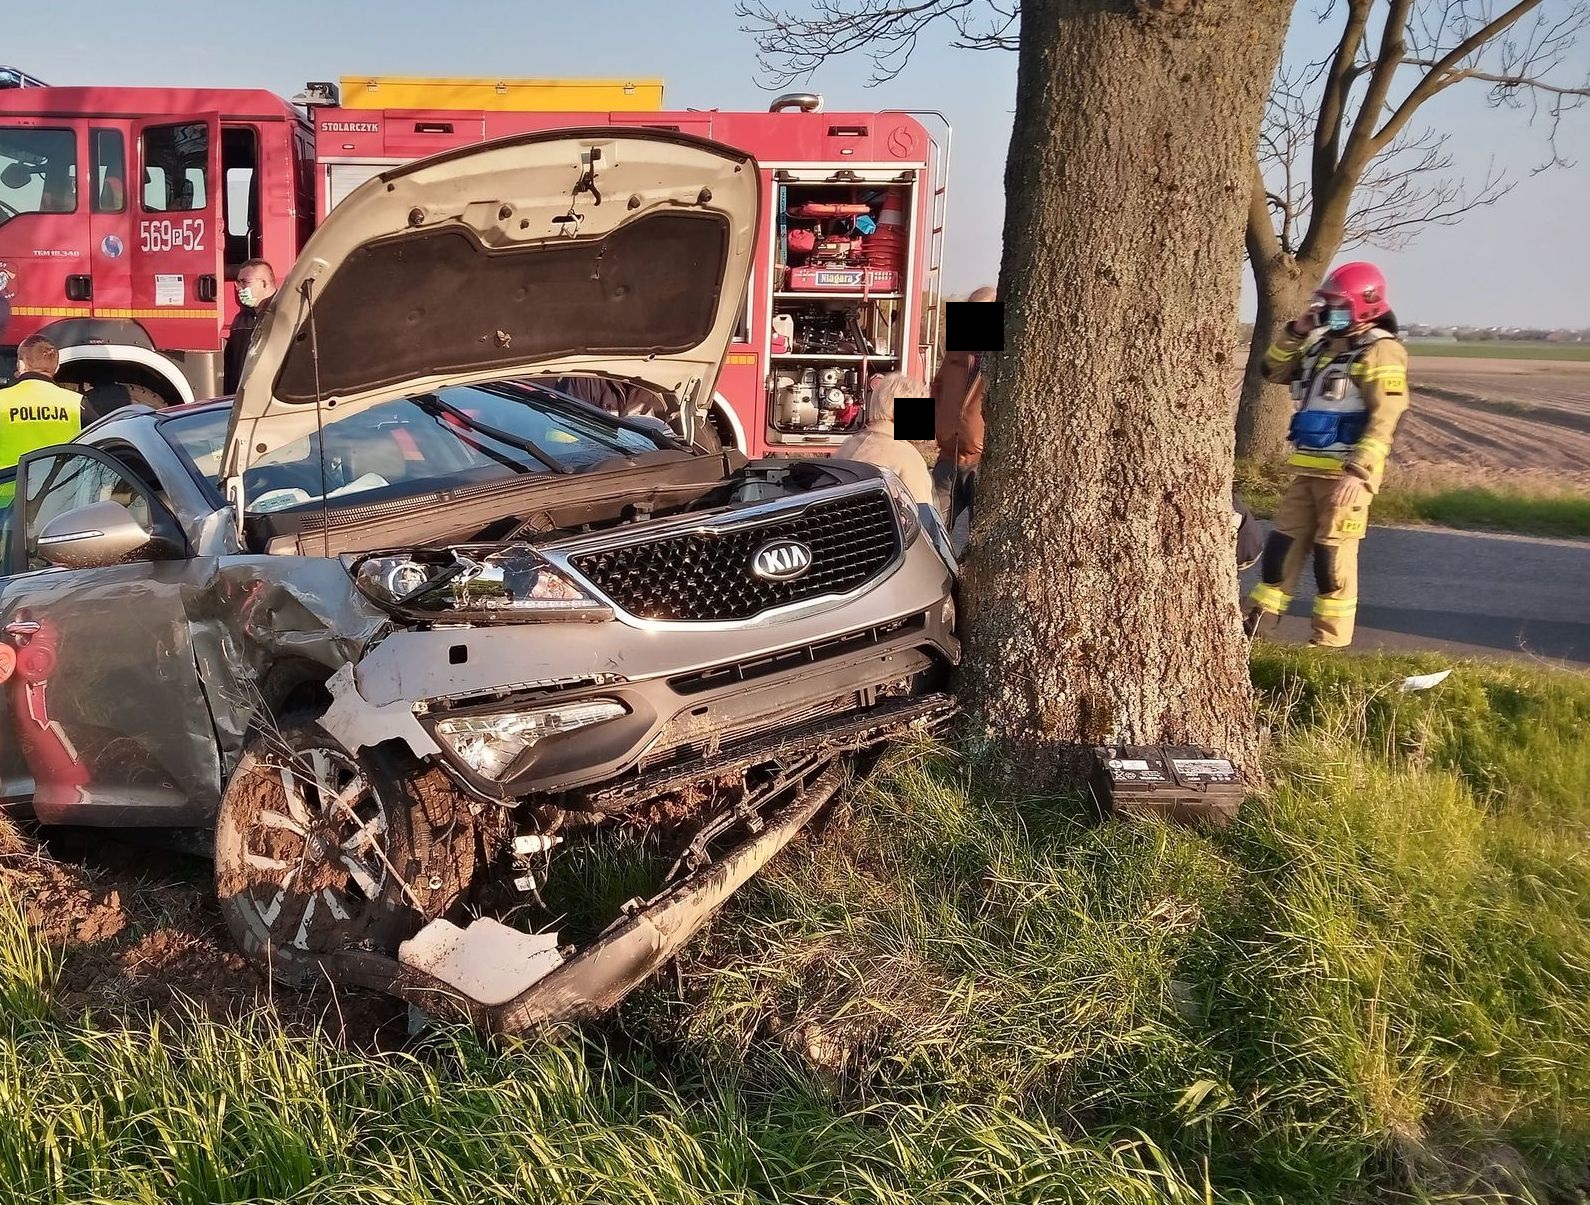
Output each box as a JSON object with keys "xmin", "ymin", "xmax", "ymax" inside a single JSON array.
[
  {"xmin": 0, "ymin": 119, "xmax": 93, "ymax": 331},
  {"xmin": 127, "ymin": 115, "xmax": 224, "ymax": 352},
  {"xmin": 86, "ymin": 123, "xmax": 135, "ymax": 317}
]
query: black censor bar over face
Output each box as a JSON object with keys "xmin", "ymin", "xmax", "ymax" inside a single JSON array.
[
  {"xmin": 893, "ymin": 300, "xmax": 1004, "ymax": 441},
  {"xmin": 893, "ymin": 396, "xmax": 935, "ymax": 441},
  {"xmin": 945, "ymin": 300, "xmax": 1004, "ymax": 353}
]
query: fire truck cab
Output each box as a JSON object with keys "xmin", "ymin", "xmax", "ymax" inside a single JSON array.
[
  {"xmin": 0, "ymin": 74, "xmax": 948, "ymax": 458},
  {"xmin": 0, "ymin": 85, "xmax": 310, "ymax": 412}
]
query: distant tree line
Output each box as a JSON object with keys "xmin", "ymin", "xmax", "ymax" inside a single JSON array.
[
  {"xmin": 1403, "ymin": 324, "xmax": 1589, "ymax": 341},
  {"xmin": 1233, "ymin": 321, "xmax": 1587, "ymax": 344}
]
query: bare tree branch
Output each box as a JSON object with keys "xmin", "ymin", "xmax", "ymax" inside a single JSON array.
[
  {"xmin": 1341, "ymin": 128, "xmax": 1515, "ymax": 247},
  {"xmin": 1257, "ymin": 0, "xmax": 1588, "ymax": 270},
  {"xmin": 1249, "ymin": 161, "xmax": 1286, "ymax": 271},
  {"xmin": 1313, "ymin": 0, "xmax": 1378, "ymax": 187},
  {"xmin": 1407, "ymin": 63, "xmax": 1590, "ymax": 94},
  {"xmin": 740, "ymin": 0, "xmax": 1586, "ymax": 293},
  {"xmin": 736, "ymin": 0, "xmax": 1017, "ymax": 87},
  {"xmin": 1373, "ymin": 2, "xmax": 1569, "ymax": 153}
]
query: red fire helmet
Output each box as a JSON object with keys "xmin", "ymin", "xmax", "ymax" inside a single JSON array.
[{"xmin": 1316, "ymin": 261, "xmax": 1391, "ymax": 326}]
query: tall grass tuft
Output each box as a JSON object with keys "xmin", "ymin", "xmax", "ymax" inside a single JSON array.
[{"xmin": 1, "ymin": 648, "xmax": 1588, "ymax": 1202}]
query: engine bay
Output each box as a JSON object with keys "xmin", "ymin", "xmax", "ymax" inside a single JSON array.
[
  {"xmin": 441, "ymin": 457, "xmax": 860, "ymax": 546},
  {"xmin": 255, "ymin": 453, "xmax": 870, "ymax": 559}
]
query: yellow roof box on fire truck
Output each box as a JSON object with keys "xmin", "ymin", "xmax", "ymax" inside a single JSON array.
[{"xmin": 336, "ymin": 75, "xmax": 664, "ymax": 112}]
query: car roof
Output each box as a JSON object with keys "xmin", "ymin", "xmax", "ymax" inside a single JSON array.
[{"xmin": 155, "ymin": 397, "xmax": 235, "ymax": 421}]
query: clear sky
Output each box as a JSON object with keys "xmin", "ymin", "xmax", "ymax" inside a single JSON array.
[{"xmin": 9, "ymin": 0, "xmax": 1586, "ymax": 327}]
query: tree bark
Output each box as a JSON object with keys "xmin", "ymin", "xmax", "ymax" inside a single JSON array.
[
  {"xmin": 1236, "ymin": 253, "xmax": 1315, "ymax": 462},
  {"xmin": 962, "ymin": 0, "xmax": 1294, "ymax": 785}
]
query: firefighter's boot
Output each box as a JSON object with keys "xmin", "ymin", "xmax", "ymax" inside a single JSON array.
[
  {"xmin": 1309, "ymin": 533, "xmax": 1362, "ymax": 647},
  {"xmin": 1243, "ymin": 603, "xmax": 1279, "ymax": 639},
  {"xmin": 1244, "ymin": 521, "xmax": 1310, "ymax": 639}
]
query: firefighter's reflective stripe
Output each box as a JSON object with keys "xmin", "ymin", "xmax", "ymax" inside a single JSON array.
[
  {"xmin": 1312, "ymin": 596, "xmax": 1358, "ymax": 618},
  {"xmin": 1248, "ymin": 582, "xmax": 1291, "ymax": 614},
  {"xmin": 1351, "ymin": 435, "xmax": 1393, "ymax": 474},
  {"xmin": 1287, "ymin": 451, "xmax": 1348, "ymax": 472},
  {"xmin": 1265, "ymin": 341, "xmax": 1301, "ymax": 365}
]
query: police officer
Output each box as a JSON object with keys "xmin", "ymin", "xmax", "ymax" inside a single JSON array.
[
  {"xmin": 1243, "ymin": 262, "xmax": 1410, "ymax": 649},
  {"xmin": 0, "ymin": 334, "xmax": 82, "ymax": 503}
]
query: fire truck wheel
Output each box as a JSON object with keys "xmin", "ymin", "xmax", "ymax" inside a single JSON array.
[
  {"xmin": 214, "ymin": 723, "xmax": 476, "ymax": 988},
  {"xmin": 83, "ymin": 381, "xmax": 168, "ymax": 418},
  {"xmin": 697, "ymin": 404, "xmax": 744, "ymax": 454},
  {"xmin": 693, "ymin": 413, "xmax": 724, "ymax": 454}
]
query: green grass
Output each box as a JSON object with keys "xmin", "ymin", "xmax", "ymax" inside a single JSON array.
[
  {"xmin": 3, "ymin": 648, "xmax": 1590, "ymax": 1202},
  {"xmin": 1236, "ymin": 458, "xmax": 1590, "ymax": 539},
  {"xmin": 1407, "ymin": 341, "xmax": 1590, "ymax": 362},
  {"xmin": 1397, "ymin": 487, "xmax": 1590, "ymax": 538}
]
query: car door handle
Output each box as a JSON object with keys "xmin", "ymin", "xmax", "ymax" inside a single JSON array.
[
  {"xmin": 66, "ymin": 274, "xmax": 92, "ymax": 302},
  {"xmin": 196, "ymin": 274, "xmax": 218, "ymax": 303}
]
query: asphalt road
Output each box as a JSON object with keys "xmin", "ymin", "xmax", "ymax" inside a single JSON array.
[{"xmin": 1239, "ymin": 524, "xmax": 1590, "ymax": 666}]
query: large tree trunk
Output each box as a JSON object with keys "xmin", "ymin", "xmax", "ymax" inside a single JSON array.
[
  {"xmin": 961, "ymin": 0, "xmax": 1294, "ymax": 784},
  {"xmin": 1235, "ymin": 253, "xmax": 1314, "ymax": 462}
]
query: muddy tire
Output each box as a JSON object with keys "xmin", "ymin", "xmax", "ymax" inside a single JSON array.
[{"xmin": 214, "ymin": 723, "xmax": 475, "ymax": 987}]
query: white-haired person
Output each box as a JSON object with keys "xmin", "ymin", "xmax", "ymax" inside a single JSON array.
[{"xmin": 833, "ymin": 372, "xmax": 935, "ymax": 505}]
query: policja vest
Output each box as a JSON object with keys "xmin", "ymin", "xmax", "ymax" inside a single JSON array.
[
  {"xmin": 0, "ymin": 373, "xmax": 82, "ymax": 504},
  {"xmin": 1285, "ymin": 328, "xmax": 1395, "ymax": 471}
]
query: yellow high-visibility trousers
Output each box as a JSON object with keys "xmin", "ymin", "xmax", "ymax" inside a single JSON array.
[{"xmin": 1245, "ymin": 474, "xmax": 1368, "ymax": 647}]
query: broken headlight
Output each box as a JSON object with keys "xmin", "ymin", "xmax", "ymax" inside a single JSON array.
[
  {"xmin": 353, "ymin": 544, "xmax": 610, "ymax": 621},
  {"xmin": 878, "ymin": 469, "xmax": 923, "ymax": 549},
  {"xmin": 434, "ymin": 699, "xmax": 628, "ymax": 780}
]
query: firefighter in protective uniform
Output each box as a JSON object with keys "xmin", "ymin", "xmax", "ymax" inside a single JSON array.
[{"xmin": 1243, "ymin": 262, "xmax": 1410, "ymax": 648}]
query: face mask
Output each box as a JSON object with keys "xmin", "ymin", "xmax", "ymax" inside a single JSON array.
[
  {"xmin": 237, "ymin": 285, "xmax": 260, "ymax": 308},
  {"xmin": 1325, "ymin": 305, "xmax": 1352, "ymax": 333}
]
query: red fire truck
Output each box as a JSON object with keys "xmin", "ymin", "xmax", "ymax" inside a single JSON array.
[{"xmin": 0, "ymin": 73, "xmax": 949, "ymax": 457}]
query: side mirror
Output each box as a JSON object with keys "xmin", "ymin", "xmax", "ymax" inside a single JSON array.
[{"xmin": 35, "ymin": 500, "xmax": 163, "ymax": 569}]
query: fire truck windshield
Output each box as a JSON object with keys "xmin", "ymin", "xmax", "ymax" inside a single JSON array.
[{"xmin": 0, "ymin": 127, "xmax": 77, "ymax": 225}]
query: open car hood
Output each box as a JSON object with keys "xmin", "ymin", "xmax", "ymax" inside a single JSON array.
[{"xmin": 221, "ymin": 127, "xmax": 760, "ymax": 481}]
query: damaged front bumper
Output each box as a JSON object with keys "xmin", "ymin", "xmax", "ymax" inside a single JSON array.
[
  {"xmin": 320, "ymin": 542, "xmax": 958, "ymax": 806},
  {"xmin": 324, "ymin": 692, "xmax": 954, "ymax": 1035}
]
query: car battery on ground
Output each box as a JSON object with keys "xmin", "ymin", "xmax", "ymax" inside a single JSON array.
[{"xmin": 1087, "ymin": 745, "xmax": 1245, "ymax": 827}]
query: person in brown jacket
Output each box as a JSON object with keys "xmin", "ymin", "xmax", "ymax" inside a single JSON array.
[{"xmin": 930, "ymin": 284, "xmax": 994, "ymax": 531}]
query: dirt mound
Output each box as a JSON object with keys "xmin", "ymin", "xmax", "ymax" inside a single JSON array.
[{"xmin": 0, "ymin": 815, "xmax": 407, "ymax": 1046}]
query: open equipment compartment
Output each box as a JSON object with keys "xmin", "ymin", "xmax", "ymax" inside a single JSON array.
[{"xmin": 767, "ymin": 177, "xmax": 913, "ymax": 444}]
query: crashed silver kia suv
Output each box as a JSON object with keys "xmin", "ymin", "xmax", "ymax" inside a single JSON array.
[{"xmin": 0, "ymin": 129, "xmax": 958, "ymax": 1033}]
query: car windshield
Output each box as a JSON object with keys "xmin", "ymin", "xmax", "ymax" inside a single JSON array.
[{"xmin": 159, "ymin": 381, "xmax": 671, "ymax": 514}]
